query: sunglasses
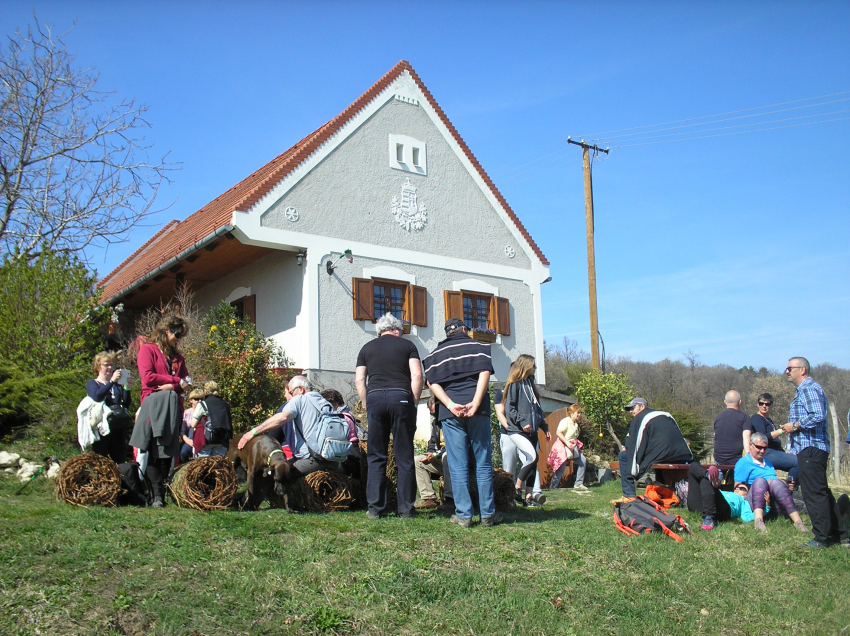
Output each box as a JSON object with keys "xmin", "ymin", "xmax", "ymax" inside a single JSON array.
[
  {"xmin": 752, "ymin": 444, "xmax": 768, "ymax": 451},
  {"xmin": 758, "ymin": 401, "xmax": 772, "ymax": 407},
  {"xmin": 734, "ymin": 486, "xmax": 749, "ymax": 493},
  {"xmin": 784, "ymin": 366, "xmax": 802, "ymax": 373},
  {"xmin": 170, "ymin": 329, "xmax": 184, "ymax": 339}
]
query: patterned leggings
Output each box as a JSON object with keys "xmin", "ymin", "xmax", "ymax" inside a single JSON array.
[{"xmin": 748, "ymin": 477, "xmax": 798, "ymax": 517}]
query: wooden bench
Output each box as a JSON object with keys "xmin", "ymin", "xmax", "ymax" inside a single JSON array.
[{"xmin": 651, "ymin": 464, "xmax": 736, "ymax": 489}]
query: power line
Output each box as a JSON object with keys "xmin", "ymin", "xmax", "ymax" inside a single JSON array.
[
  {"xmin": 597, "ymin": 100, "xmax": 850, "ymax": 144},
  {"xmin": 611, "ymin": 116, "xmax": 850, "ymax": 148},
  {"xmin": 579, "ymin": 90, "xmax": 850, "ymax": 138},
  {"xmin": 494, "ymin": 145, "xmax": 573, "ymax": 177},
  {"xmin": 599, "ymin": 109, "xmax": 850, "ymax": 145}
]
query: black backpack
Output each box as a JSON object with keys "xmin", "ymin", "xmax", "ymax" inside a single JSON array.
[
  {"xmin": 203, "ymin": 395, "xmax": 233, "ymax": 445},
  {"xmin": 613, "ymin": 495, "xmax": 693, "ymax": 541},
  {"xmin": 117, "ymin": 462, "xmax": 152, "ymax": 506}
]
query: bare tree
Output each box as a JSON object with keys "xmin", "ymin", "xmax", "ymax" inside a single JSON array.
[{"xmin": 0, "ymin": 17, "xmax": 175, "ymax": 260}]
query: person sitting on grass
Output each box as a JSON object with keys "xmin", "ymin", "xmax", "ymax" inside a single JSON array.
[
  {"xmin": 688, "ymin": 464, "xmax": 760, "ymax": 530},
  {"xmin": 734, "ymin": 432, "xmax": 808, "ymax": 533}
]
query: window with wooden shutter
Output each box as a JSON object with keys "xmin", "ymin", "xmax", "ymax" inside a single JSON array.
[
  {"xmin": 230, "ymin": 294, "xmax": 257, "ymax": 324},
  {"xmin": 410, "ymin": 285, "xmax": 428, "ymax": 327},
  {"xmin": 444, "ymin": 290, "xmax": 463, "ymax": 322},
  {"xmin": 354, "ymin": 277, "xmax": 427, "ymax": 326},
  {"xmin": 493, "ymin": 296, "xmax": 510, "ymax": 336},
  {"xmin": 352, "ymin": 278, "xmax": 374, "ymax": 321}
]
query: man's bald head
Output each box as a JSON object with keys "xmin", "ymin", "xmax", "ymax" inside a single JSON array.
[{"xmin": 724, "ymin": 390, "xmax": 741, "ymax": 409}]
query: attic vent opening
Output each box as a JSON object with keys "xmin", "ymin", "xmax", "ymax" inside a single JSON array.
[{"xmin": 388, "ymin": 134, "xmax": 427, "ymax": 175}]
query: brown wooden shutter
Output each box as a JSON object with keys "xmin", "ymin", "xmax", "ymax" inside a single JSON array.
[
  {"xmin": 243, "ymin": 294, "xmax": 257, "ymax": 324},
  {"xmin": 352, "ymin": 278, "xmax": 374, "ymax": 321},
  {"xmin": 410, "ymin": 285, "xmax": 428, "ymax": 327},
  {"xmin": 493, "ymin": 296, "xmax": 511, "ymax": 336},
  {"xmin": 444, "ymin": 290, "xmax": 463, "ymax": 322}
]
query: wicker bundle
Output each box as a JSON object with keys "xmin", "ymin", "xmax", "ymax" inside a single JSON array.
[
  {"xmin": 441, "ymin": 468, "xmax": 517, "ymax": 511},
  {"xmin": 169, "ymin": 456, "xmax": 237, "ymax": 511},
  {"xmin": 55, "ymin": 453, "xmax": 122, "ymax": 507},
  {"xmin": 280, "ymin": 471, "xmax": 358, "ymax": 512}
]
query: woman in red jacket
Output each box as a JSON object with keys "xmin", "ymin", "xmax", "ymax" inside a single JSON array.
[{"xmin": 135, "ymin": 315, "xmax": 190, "ymax": 507}]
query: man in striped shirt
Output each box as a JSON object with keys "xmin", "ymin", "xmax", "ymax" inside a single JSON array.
[{"xmin": 780, "ymin": 357, "xmax": 846, "ymax": 548}]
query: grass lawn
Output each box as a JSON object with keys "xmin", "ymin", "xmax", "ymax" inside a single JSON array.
[{"xmin": 1, "ymin": 473, "xmax": 849, "ymax": 636}]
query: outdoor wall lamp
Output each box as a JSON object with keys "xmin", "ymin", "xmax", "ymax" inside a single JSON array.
[
  {"xmin": 296, "ymin": 250, "xmax": 307, "ymax": 267},
  {"xmin": 326, "ymin": 249, "xmax": 353, "ymax": 275},
  {"xmin": 541, "ymin": 276, "xmax": 552, "ymax": 284}
]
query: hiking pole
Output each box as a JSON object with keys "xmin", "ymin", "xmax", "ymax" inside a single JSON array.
[{"xmin": 14, "ymin": 456, "xmax": 55, "ymax": 496}]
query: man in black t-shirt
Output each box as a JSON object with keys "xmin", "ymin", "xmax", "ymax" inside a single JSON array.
[
  {"xmin": 355, "ymin": 313, "xmax": 423, "ymax": 519},
  {"xmin": 713, "ymin": 390, "xmax": 753, "ymax": 465}
]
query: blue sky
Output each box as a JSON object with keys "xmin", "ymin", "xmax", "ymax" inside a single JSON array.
[{"xmin": 3, "ymin": 1, "xmax": 848, "ymax": 370}]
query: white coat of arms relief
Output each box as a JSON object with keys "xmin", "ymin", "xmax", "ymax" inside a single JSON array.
[{"xmin": 391, "ymin": 177, "xmax": 427, "ymax": 232}]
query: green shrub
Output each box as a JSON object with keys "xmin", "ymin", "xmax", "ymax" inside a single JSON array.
[
  {"xmin": 0, "ymin": 250, "xmax": 109, "ymax": 376},
  {"xmin": 574, "ymin": 370, "xmax": 634, "ymax": 455},
  {"xmin": 185, "ymin": 302, "xmax": 289, "ymax": 431}
]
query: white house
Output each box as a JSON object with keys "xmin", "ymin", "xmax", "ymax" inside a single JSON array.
[{"xmin": 100, "ymin": 61, "xmax": 565, "ymax": 426}]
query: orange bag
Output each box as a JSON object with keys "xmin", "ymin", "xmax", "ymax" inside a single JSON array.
[{"xmin": 643, "ymin": 482, "xmax": 679, "ymax": 509}]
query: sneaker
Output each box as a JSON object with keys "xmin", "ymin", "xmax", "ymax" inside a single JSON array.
[
  {"xmin": 481, "ymin": 512, "xmax": 504, "ymax": 527},
  {"xmin": 802, "ymin": 538, "xmax": 830, "ymax": 549},
  {"xmin": 701, "ymin": 516, "xmax": 716, "ymax": 531},
  {"xmin": 450, "ymin": 514, "xmax": 472, "ymax": 528},
  {"xmin": 707, "ymin": 466, "xmax": 721, "ymax": 489},
  {"xmin": 573, "ymin": 484, "xmax": 589, "ymax": 491},
  {"xmin": 754, "ymin": 518, "xmax": 767, "ymax": 532},
  {"xmin": 514, "ymin": 489, "xmax": 524, "ymax": 504},
  {"xmin": 151, "ymin": 495, "xmax": 164, "ymax": 508},
  {"xmin": 840, "ymin": 538, "xmax": 850, "ymax": 549},
  {"xmin": 415, "ymin": 498, "xmax": 439, "ymax": 510},
  {"xmin": 794, "ymin": 520, "xmax": 809, "ymax": 533},
  {"xmin": 366, "ymin": 510, "xmax": 381, "ymax": 520},
  {"xmin": 525, "ymin": 497, "xmax": 540, "ymax": 508},
  {"xmin": 533, "ymin": 493, "xmax": 547, "ymax": 505}
]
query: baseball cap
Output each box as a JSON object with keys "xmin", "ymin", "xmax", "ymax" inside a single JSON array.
[
  {"xmin": 624, "ymin": 397, "xmax": 648, "ymax": 410},
  {"xmin": 444, "ymin": 318, "xmax": 466, "ymax": 335}
]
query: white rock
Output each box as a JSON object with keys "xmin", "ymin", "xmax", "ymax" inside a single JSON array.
[
  {"xmin": 4, "ymin": 467, "xmax": 13, "ymax": 473},
  {"xmin": 16, "ymin": 461, "xmax": 43, "ymax": 482},
  {"xmin": 0, "ymin": 451, "xmax": 21, "ymax": 468}
]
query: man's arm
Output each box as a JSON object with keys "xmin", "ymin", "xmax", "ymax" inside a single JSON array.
[
  {"xmin": 495, "ymin": 401, "xmax": 508, "ymax": 430},
  {"xmin": 237, "ymin": 410, "xmax": 293, "ymax": 449},
  {"xmin": 465, "ymin": 371, "xmax": 491, "ymax": 415},
  {"xmin": 429, "ymin": 382, "xmax": 466, "ymax": 418},
  {"xmin": 355, "ymin": 365, "xmax": 368, "ymax": 408},
  {"xmin": 409, "ymin": 358, "xmax": 424, "ymax": 403}
]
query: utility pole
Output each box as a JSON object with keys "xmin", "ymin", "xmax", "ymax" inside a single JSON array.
[{"xmin": 568, "ymin": 138, "xmax": 608, "ymax": 371}]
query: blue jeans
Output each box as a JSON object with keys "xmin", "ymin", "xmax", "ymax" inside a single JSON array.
[
  {"xmin": 441, "ymin": 414, "xmax": 495, "ymax": 519},
  {"xmin": 764, "ymin": 448, "xmax": 798, "ymax": 484}
]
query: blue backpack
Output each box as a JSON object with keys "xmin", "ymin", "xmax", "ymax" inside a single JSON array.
[{"xmin": 294, "ymin": 395, "xmax": 352, "ymax": 462}]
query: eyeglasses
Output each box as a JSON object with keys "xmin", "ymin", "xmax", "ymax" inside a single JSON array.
[
  {"xmin": 784, "ymin": 366, "xmax": 802, "ymax": 373},
  {"xmin": 758, "ymin": 401, "xmax": 772, "ymax": 407},
  {"xmin": 751, "ymin": 444, "xmax": 768, "ymax": 451}
]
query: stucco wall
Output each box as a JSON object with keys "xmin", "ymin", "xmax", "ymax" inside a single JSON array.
[
  {"xmin": 192, "ymin": 250, "xmax": 308, "ymax": 366},
  {"xmin": 317, "ymin": 255, "xmax": 536, "ymax": 382},
  {"xmin": 261, "ymin": 99, "xmax": 531, "ymax": 270}
]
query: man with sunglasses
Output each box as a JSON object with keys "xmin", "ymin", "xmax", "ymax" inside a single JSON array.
[
  {"xmin": 616, "ymin": 397, "xmax": 692, "ymax": 503},
  {"xmin": 734, "ymin": 432, "xmax": 807, "ymax": 533},
  {"xmin": 780, "ymin": 357, "xmax": 846, "ymax": 548}
]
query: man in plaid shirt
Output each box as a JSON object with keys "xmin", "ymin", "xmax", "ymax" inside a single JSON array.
[{"xmin": 780, "ymin": 357, "xmax": 847, "ymax": 547}]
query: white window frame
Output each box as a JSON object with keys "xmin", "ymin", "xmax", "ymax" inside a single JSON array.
[{"xmin": 389, "ymin": 134, "xmax": 427, "ymax": 175}]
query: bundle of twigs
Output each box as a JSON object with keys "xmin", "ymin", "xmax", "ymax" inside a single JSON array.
[
  {"xmin": 169, "ymin": 456, "xmax": 237, "ymax": 511},
  {"xmin": 441, "ymin": 468, "xmax": 517, "ymax": 511},
  {"xmin": 281, "ymin": 471, "xmax": 358, "ymax": 512},
  {"xmin": 55, "ymin": 453, "xmax": 121, "ymax": 507}
]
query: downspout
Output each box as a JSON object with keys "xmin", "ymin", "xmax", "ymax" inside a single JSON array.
[{"xmin": 101, "ymin": 224, "xmax": 234, "ymax": 305}]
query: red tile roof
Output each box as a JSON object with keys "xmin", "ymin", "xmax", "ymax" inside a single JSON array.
[{"xmin": 100, "ymin": 60, "xmax": 548, "ymax": 301}]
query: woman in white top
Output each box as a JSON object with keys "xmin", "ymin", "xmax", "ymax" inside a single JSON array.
[{"xmin": 548, "ymin": 404, "xmax": 587, "ymax": 489}]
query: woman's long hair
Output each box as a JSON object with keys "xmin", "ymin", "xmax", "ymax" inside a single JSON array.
[
  {"xmin": 150, "ymin": 315, "xmax": 186, "ymax": 359},
  {"xmin": 501, "ymin": 354, "xmax": 539, "ymax": 403}
]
